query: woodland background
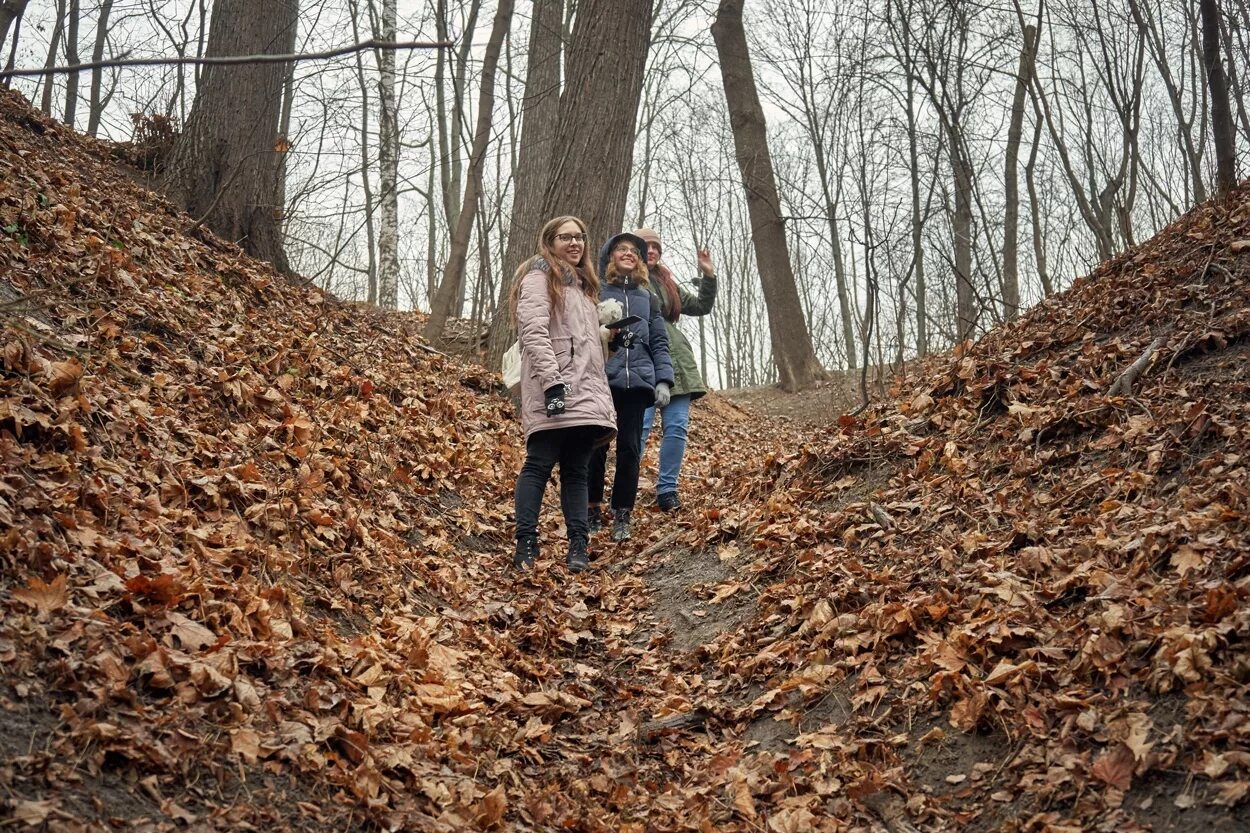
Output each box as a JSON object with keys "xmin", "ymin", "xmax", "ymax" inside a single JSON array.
[{"xmin": 1, "ymin": 0, "xmax": 1247, "ymax": 386}]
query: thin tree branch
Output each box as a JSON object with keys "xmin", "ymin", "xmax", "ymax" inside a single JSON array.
[{"xmin": 0, "ymin": 39, "xmax": 451, "ymax": 79}]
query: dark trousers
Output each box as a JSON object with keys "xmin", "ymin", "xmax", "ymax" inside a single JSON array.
[
  {"xmin": 589, "ymin": 388, "xmax": 651, "ymax": 511},
  {"xmin": 515, "ymin": 425, "xmax": 598, "ymax": 542}
]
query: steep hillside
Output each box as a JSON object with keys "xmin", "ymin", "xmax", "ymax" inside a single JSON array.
[
  {"xmin": 691, "ymin": 181, "xmax": 1250, "ymax": 829},
  {"xmin": 3, "ymin": 84, "xmax": 1250, "ymax": 833}
]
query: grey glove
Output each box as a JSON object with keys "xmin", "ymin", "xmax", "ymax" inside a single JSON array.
[{"xmin": 654, "ymin": 382, "xmax": 671, "ymax": 408}]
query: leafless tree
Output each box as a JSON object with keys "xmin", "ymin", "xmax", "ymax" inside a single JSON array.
[
  {"xmin": 425, "ymin": 0, "xmax": 513, "ymax": 341},
  {"xmin": 712, "ymin": 0, "xmax": 825, "ymax": 392},
  {"xmin": 163, "ymin": 0, "xmax": 299, "ymax": 272}
]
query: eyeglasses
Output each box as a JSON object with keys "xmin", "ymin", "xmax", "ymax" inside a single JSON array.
[
  {"xmin": 554, "ymin": 232, "xmax": 586, "ymax": 244},
  {"xmin": 613, "ymin": 245, "xmax": 640, "ymax": 257}
]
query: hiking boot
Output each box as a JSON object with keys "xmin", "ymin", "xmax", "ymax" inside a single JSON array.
[
  {"xmin": 611, "ymin": 510, "xmax": 632, "ymax": 543},
  {"xmin": 512, "ymin": 536, "xmax": 539, "ymax": 569},
  {"xmin": 656, "ymin": 491, "xmax": 681, "ymax": 512},
  {"xmin": 588, "ymin": 507, "xmax": 604, "ymax": 534},
  {"xmin": 567, "ymin": 537, "xmax": 590, "ymax": 573}
]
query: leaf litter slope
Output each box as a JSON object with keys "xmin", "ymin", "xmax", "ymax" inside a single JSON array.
[{"xmin": 2, "ymin": 85, "xmax": 1249, "ymax": 832}]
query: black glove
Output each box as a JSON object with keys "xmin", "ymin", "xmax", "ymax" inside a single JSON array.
[
  {"xmin": 544, "ymin": 384, "xmax": 566, "ymax": 417},
  {"xmin": 608, "ymin": 329, "xmax": 637, "ymax": 351}
]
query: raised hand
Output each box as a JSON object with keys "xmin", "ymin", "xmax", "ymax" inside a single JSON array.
[{"xmin": 697, "ymin": 248, "xmax": 715, "ymax": 277}]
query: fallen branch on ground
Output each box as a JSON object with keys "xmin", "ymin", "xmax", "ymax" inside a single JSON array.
[{"xmin": 1108, "ymin": 335, "xmax": 1165, "ymax": 396}]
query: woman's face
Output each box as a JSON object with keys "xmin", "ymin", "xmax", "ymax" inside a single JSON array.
[
  {"xmin": 646, "ymin": 245, "xmax": 660, "ymax": 267},
  {"xmin": 551, "ymin": 221, "xmax": 586, "ymax": 267},
  {"xmin": 612, "ymin": 240, "xmax": 642, "ymax": 274}
]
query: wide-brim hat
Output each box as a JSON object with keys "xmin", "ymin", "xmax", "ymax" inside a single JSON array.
[{"xmin": 597, "ymin": 232, "xmax": 649, "ymax": 275}]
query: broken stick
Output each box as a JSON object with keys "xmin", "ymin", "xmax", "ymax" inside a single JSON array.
[{"xmin": 1108, "ymin": 335, "xmax": 1164, "ymax": 397}]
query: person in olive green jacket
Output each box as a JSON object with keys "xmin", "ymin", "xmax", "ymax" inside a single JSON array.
[{"xmin": 634, "ymin": 227, "xmax": 718, "ymax": 512}]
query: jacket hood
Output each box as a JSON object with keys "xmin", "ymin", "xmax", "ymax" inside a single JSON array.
[{"xmin": 597, "ymin": 232, "xmax": 649, "ymax": 276}]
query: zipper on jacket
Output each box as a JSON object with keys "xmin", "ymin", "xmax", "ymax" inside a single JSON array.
[{"xmin": 624, "ymin": 289, "xmax": 631, "ymax": 389}]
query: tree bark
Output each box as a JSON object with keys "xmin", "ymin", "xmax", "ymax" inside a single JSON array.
[
  {"xmin": 1200, "ymin": 0, "xmax": 1238, "ymax": 197},
  {"xmin": 162, "ymin": 0, "xmax": 298, "ymax": 273},
  {"xmin": 541, "ymin": 0, "xmax": 653, "ymax": 249},
  {"xmin": 1, "ymin": 0, "xmax": 27, "ymax": 86},
  {"xmin": 425, "ymin": 0, "xmax": 514, "ymax": 341},
  {"xmin": 0, "ymin": 0, "xmax": 31, "ymax": 58},
  {"xmin": 486, "ymin": 0, "xmax": 564, "ymax": 368},
  {"xmin": 39, "ymin": 0, "xmax": 67, "ymax": 116},
  {"xmin": 711, "ymin": 0, "xmax": 824, "ymax": 392},
  {"xmin": 1002, "ymin": 24, "xmax": 1037, "ymax": 323},
  {"xmin": 62, "ymin": 0, "xmax": 79, "ymax": 127},
  {"xmin": 375, "ymin": 0, "xmax": 400, "ymax": 308},
  {"xmin": 349, "ymin": 1, "xmax": 377, "ymax": 301},
  {"xmin": 85, "ymin": 0, "xmax": 113, "ymax": 137}
]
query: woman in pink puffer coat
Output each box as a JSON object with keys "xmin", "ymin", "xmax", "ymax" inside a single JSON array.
[{"xmin": 510, "ymin": 216, "xmax": 617, "ymax": 573}]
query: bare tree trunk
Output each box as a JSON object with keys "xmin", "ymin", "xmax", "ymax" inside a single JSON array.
[
  {"xmin": 949, "ymin": 126, "xmax": 975, "ymax": 342},
  {"xmin": 904, "ymin": 70, "xmax": 927, "ymax": 356},
  {"xmin": 0, "ymin": 0, "xmax": 31, "ymax": 57},
  {"xmin": 1024, "ymin": 115, "xmax": 1053, "ymax": 296},
  {"xmin": 162, "ymin": 0, "xmax": 298, "ymax": 273},
  {"xmin": 541, "ymin": 0, "xmax": 653, "ymax": 247},
  {"xmin": 813, "ymin": 145, "xmax": 856, "ymax": 370},
  {"xmin": 1201, "ymin": 0, "xmax": 1238, "ymax": 196},
  {"xmin": 1, "ymin": 0, "xmax": 28, "ymax": 86},
  {"xmin": 425, "ymin": 0, "xmax": 514, "ymax": 341},
  {"xmin": 61, "ymin": 0, "xmax": 80, "ymax": 127},
  {"xmin": 85, "ymin": 0, "xmax": 114, "ymax": 137},
  {"xmin": 274, "ymin": 24, "xmax": 296, "ymax": 249},
  {"xmin": 1002, "ymin": 23, "xmax": 1038, "ymax": 323},
  {"xmin": 39, "ymin": 0, "xmax": 67, "ymax": 116},
  {"xmin": 1128, "ymin": 0, "xmax": 1207, "ymax": 205},
  {"xmin": 712, "ymin": 0, "xmax": 824, "ymax": 392},
  {"xmin": 486, "ymin": 0, "xmax": 563, "ymax": 368},
  {"xmin": 375, "ymin": 0, "xmax": 400, "ymax": 308},
  {"xmin": 349, "ymin": 0, "xmax": 377, "ymax": 301}
]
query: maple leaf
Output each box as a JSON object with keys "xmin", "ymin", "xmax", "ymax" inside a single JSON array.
[
  {"xmin": 1170, "ymin": 544, "xmax": 1205, "ymax": 576},
  {"xmin": 1091, "ymin": 743, "xmax": 1135, "ymax": 791},
  {"xmin": 730, "ymin": 779, "xmax": 757, "ymax": 819},
  {"xmin": 46, "ymin": 357, "xmax": 84, "ymax": 395},
  {"xmin": 949, "ymin": 690, "xmax": 989, "ymax": 732},
  {"xmin": 475, "ymin": 784, "xmax": 507, "ymax": 829},
  {"xmin": 12, "ymin": 573, "xmax": 68, "ymax": 617}
]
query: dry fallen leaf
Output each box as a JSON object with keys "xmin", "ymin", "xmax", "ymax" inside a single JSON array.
[{"xmin": 12, "ymin": 573, "xmax": 68, "ymax": 617}]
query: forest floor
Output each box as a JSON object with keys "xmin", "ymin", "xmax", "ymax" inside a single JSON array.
[{"xmin": 3, "ymin": 87, "xmax": 1250, "ymax": 833}]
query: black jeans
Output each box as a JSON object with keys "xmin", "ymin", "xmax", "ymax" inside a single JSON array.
[
  {"xmin": 515, "ymin": 425, "xmax": 599, "ymax": 542},
  {"xmin": 589, "ymin": 388, "xmax": 651, "ymax": 511}
]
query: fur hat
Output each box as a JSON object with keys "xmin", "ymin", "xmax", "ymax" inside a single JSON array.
[
  {"xmin": 597, "ymin": 232, "xmax": 649, "ymax": 276},
  {"xmin": 633, "ymin": 227, "xmax": 662, "ymax": 257}
]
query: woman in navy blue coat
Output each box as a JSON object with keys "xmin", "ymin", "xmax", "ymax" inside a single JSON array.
[{"xmin": 588, "ymin": 232, "xmax": 674, "ymax": 542}]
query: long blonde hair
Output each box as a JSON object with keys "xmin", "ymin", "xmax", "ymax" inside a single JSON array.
[
  {"xmin": 604, "ymin": 256, "xmax": 650, "ymax": 287},
  {"xmin": 510, "ymin": 216, "xmax": 600, "ymax": 322}
]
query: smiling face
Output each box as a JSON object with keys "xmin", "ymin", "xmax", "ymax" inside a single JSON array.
[
  {"xmin": 611, "ymin": 241, "xmax": 641, "ymax": 273},
  {"xmin": 551, "ymin": 221, "xmax": 586, "ymax": 268}
]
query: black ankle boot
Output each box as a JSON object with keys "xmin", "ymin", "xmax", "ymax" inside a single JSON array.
[
  {"xmin": 513, "ymin": 536, "xmax": 539, "ymax": 568},
  {"xmin": 611, "ymin": 509, "xmax": 632, "ymax": 542},
  {"xmin": 567, "ymin": 537, "xmax": 589, "ymax": 573}
]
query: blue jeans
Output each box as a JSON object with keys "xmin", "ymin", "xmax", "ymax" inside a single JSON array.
[{"xmin": 641, "ymin": 393, "xmax": 692, "ymax": 496}]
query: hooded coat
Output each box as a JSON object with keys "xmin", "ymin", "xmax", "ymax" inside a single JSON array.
[
  {"xmin": 597, "ymin": 236, "xmax": 674, "ymax": 400},
  {"xmin": 515, "ymin": 259, "xmax": 617, "ymax": 442},
  {"xmin": 634, "ymin": 228, "xmax": 718, "ymax": 400}
]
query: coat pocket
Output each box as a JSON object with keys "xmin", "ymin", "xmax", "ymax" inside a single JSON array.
[{"xmin": 552, "ymin": 336, "xmax": 574, "ymax": 378}]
